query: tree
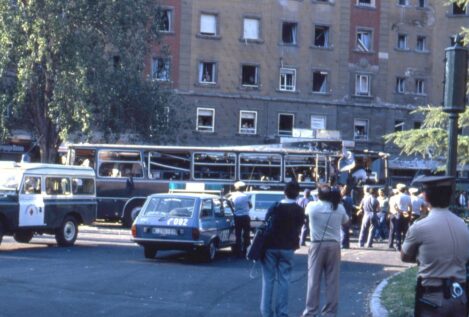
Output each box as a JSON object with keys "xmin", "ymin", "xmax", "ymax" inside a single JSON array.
[
  {"xmin": 386, "ymin": 0, "xmax": 469, "ymax": 167},
  {"xmin": 0, "ymin": 0, "xmax": 179, "ymax": 162}
]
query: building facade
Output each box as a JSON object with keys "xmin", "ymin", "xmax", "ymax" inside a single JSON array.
[{"xmin": 158, "ymin": 0, "xmax": 468, "ymax": 153}]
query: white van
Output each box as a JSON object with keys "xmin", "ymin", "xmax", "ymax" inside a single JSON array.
[{"xmin": 0, "ymin": 162, "xmax": 96, "ymax": 246}]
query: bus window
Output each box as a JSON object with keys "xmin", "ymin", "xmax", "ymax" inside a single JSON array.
[
  {"xmin": 98, "ymin": 150, "xmax": 143, "ymax": 178},
  {"xmin": 70, "ymin": 149, "xmax": 96, "ymax": 169},
  {"xmin": 72, "ymin": 178, "xmax": 95, "ymax": 195},
  {"xmin": 239, "ymin": 153, "xmax": 282, "ymax": 182},
  {"xmin": 148, "ymin": 151, "xmax": 191, "ymax": 180},
  {"xmin": 285, "ymin": 155, "xmax": 315, "ymax": 183},
  {"xmin": 193, "ymin": 152, "xmax": 236, "ymax": 180}
]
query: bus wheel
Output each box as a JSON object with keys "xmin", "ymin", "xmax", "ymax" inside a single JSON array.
[
  {"xmin": 55, "ymin": 216, "xmax": 78, "ymax": 247},
  {"xmin": 13, "ymin": 230, "xmax": 34, "ymax": 243},
  {"xmin": 144, "ymin": 246, "xmax": 157, "ymax": 259}
]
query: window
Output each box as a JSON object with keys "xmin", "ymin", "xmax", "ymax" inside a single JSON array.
[
  {"xmin": 311, "ymin": 116, "xmax": 326, "ymax": 130},
  {"xmin": 278, "ymin": 113, "xmax": 294, "ymax": 136},
  {"xmin": 157, "ymin": 9, "xmax": 172, "ymax": 32},
  {"xmin": 450, "ymin": 35, "xmax": 464, "ymax": 46},
  {"xmin": 239, "ymin": 111, "xmax": 257, "ymax": 134},
  {"xmin": 72, "ymin": 178, "xmax": 95, "ymax": 195},
  {"xmin": 239, "ymin": 154, "xmax": 282, "ymax": 182},
  {"xmin": 314, "ymin": 25, "xmax": 330, "ymax": 47},
  {"xmin": 97, "ymin": 151, "xmax": 143, "ymax": 178},
  {"xmin": 418, "ymin": 0, "xmax": 426, "ymax": 8},
  {"xmin": 193, "ymin": 152, "xmax": 236, "ymax": 180},
  {"xmin": 398, "ymin": 0, "xmax": 409, "ymax": 5},
  {"xmin": 22, "ymin": 176, "xmax": 41, "ymax": 194},
  {"xmin": 312, "ymin": 71, "xmax": 328, "ymax": 93},
  {"xmin": 355, "ymin": 74, "xmax": 371, "ymax": 96},
  {"xmin": 452, "ymin": 3, "xmax": 468, "ymax": 15},
  {"xmin": 151, "ymin": 57, "xmax": 170, "ymax": 81},
  {"xmin": 416, "ymin": 36, "xmax": 427, "ymax": 51},
  {"xmin": 241, "ymin": 65, "xmax": 259, "ymax": 87},
  {"xmin": 148, "ymin": 150, "xmax": 191, "ymax": 180},
  {"xmin": 243, "ymin": 18, "xmax": 260, "ymax": 40},
  {"xmin": 282, "ymin": 22, "xmax": 298, "ymax": 45},
  {"xmin": 357, "ymin": 0, "xmax": 375, "ymax": 7},
  {"xmin": 357, "ymin": 29, "xmax": 372, "ymax": 52},
  {"xmin": 199, "ymin": 62, "xmax": 216, "ymax": 84},
  {"xmin": 416, "ymin": 79, "xmax": 425, "ymax": 95},
  {"xmin": 394, "ymin": 120, "xmax": 404, "ymax": 132},
  {"xmin": 200, "ymin": 14, "xmax": 217, "ymax": 36},
  {"xmin": 396, "ymin": 77, "xmax": 406, "ymax": 93},
  {"xmin": 397, "ymin": 34, "xmax": 408, "ymax": 49},
  {"xmin": 354, "ymin": 119, "xmax": 368, "ymax": 140},
  {"xmin": 414, "ymin": 121, "xmax": 422, "ymax": 129},
  {"xmin": 46, "ymin": 177, "xmax": 71, "ymax": 195},
  {"xmin": 279, "ymin": 68, "xmax": 296, "ymax": 91},
  {"xmin": 196, "ymin": 108, "xmax": 215, "ymax": 132}
]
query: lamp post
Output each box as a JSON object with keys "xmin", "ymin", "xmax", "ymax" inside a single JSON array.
[{"xmin": 443, "ymin": 35, "xmax": 468, "ymax": 178}]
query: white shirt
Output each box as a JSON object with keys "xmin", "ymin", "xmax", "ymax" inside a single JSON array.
[{"xmin": 306, "ymin": 200, "xmax": 349, "ymax": 243}]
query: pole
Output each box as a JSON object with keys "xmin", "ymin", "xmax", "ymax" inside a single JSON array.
[{"xmin": 446, "ymin": 112, "xmax": 459, "ymax": 178}]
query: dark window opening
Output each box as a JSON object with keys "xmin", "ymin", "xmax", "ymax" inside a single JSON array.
[
  {"xmin": 312, "ymin": 71, "xmax": 328, "ymax": 93},
  {"xmin": 314, "ymin": 26, "xmax": 329, "ymax": 47},
  {"xmin": 278, "ymin": 114, "xmax": 294, "ymax": 136},
  {"xmin": 282, "ymin": 22, "xmax": 297, "ymax": 44},
  {"xmin": 394, "ymin": 120, "xmax": 404, "ymax": 132},
  {"xmin": 242, "ymin": 65, "xmax": 258, "ymax": 86},
  {"xmin": 453, "ymin": 3, "xmax": 467, "ymax": 14}
]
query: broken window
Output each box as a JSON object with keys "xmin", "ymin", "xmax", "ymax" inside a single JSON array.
[
  {"xmin": 239, "ymin": 111, "xmax": 257, "ymax": 134},
  {"xmin": 397, "ymin": 34, "xmax": 408, "ymax": 49},
  {"xmin": 196, "ymin": 108, "xmax": 215, "ymax": 132},
  {"xmin": 354, "ymin": 119, "xmax": 368, "ymax": 140},
  {"xmin": 148, "ymin": 150, "xmax": 191, "ymax": 180},
  {"xmin": 314, "ymin": 25, "xmax": 329, "ymax": 47},
  {"xmin": 355, "ymin": 74, "xmax": 370, "ymax": 96},
  {"xmin": 239, "ymin": 153, "xmax": 282, "ymax": 182},
  {"xmin": 282, "ymin": 22, "xmax": 298, "ymax": 44},
  {"xmin": 152, "ymin": 57, "xmax": 170, "ymax": 81},
  {"xmin": 279, "ymin": 68, "xmax": 296, "ymax": 91},
  {"xmin": 193, "ymin": 152, "xmax": 236, "ymax": 180},
  {"xmin": 278, "ymin": 113, "xmax": 294, "ymax": 136},
  {"xmin": 242, "ymin": 65, "xmax": 258, "ymax": 86},
  {"xmin": 396, "ymin": 77, "xmax": 405, "ymax": 93},
  {"xmin": 394, "ymin": 120, "xmax": 404, "ymax": 132},
  {"xmin": 357, "ymin": 29, "xmax": 372, "ymax": 51},
  {"xmin": 199, "ymin": 62, "xmax": 216, "ymax": 83},
  {"xmin": 312, "ymin": 71, "xmax": 328, "ymax": 93},
  {"xmin": 243, "ymin": 18, "xmax": 260, "ymax": 40},
  {"xmin": 200, "ymin": 14, "xmax": 217, "ymax": 35}
]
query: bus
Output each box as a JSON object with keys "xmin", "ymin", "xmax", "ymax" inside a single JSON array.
[{"xmin": 66, "ymin": 141, "xmax": 342, "ymax": 227}]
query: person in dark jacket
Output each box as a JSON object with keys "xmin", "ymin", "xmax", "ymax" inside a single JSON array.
[{"xmin": 260, "ymin": 181, "xmax": 304, "ymax": 317}]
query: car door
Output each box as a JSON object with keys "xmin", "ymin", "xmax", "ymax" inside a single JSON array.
[
  {"xmin": 18, "ymin": 175, "xmax": 45, "ymax": 227},
  {"xmin": 214, "ymin": 198, "xmax": 235, "ymax": 246},
  {"xmin": 199, "ymin": 199, "xmax": 217, "ymax": 244}
]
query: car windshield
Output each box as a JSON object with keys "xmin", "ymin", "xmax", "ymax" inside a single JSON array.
[
  {"xmin": 253, "ymin": 193, "xmax": 284, "ymax": 210},
  {"xmin": 0, "ymin": 170, "xmax": 20, "ymax": 191},
  {"xmin": 143, "ymin": 197, "xmax": 196, "ymax": 218}
]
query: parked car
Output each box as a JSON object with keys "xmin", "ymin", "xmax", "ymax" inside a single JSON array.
[
  {"xmin": 246, "ymin": 191, "xmax": 284, "ymax": 229},
  {"xmin": 131, "ymin": 193, "xmax": 235, "ymax": 261},
  {"xmin": 0, "ymin": 162, "xmax": 97, "ymax": 247}
]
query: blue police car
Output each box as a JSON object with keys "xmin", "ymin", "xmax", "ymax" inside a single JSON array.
[{"xmin": 131, "ymin": 193, "xmax": 235, "ymax": 261}]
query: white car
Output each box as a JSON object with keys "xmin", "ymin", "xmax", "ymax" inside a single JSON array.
[{"xmin": 247, "ymin": 191, "xmax": 285, "ymax": 229}]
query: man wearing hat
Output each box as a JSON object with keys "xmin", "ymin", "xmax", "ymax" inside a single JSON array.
[
  {"xmin": 230, "ymin": 181, "xmax": 252, "ymax": 257},
  {"xmin": 409, "ymin": 187, "xmax": 427, "ymax": 224},
  {"xmin": 388, "ymin": 183, "xmax": 412, "ymax": 251},
  {"xmin": 401, "ymin": 176, "xmax": 469, "ymax": 317}
]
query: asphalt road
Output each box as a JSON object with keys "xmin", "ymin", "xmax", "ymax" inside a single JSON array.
[{"xmin": 0, "ymin": 224, "xmax": 410, "ymax": 317}]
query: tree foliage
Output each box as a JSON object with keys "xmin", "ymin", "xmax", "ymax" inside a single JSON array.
[{"xmin": 0, "ymin": 0, "xmax": 180, "ymax": 162}]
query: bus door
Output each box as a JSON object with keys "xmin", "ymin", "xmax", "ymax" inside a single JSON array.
[{"xmin": 19, "ymin": 175, "xmax": 45, "ymax": 227}]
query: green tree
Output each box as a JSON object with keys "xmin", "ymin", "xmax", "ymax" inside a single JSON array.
[
  {"xmin": 386, "ymin": 0, "xmax": 469, "ymax": 166},
  {"xmin": 0, "ymin": 0, "xmax": 179, "ymax": 162}
]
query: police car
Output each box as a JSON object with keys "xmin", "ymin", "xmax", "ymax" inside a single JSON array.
[
  {"xmin": 131, "ymin": 193, "xmax": 235, "ymax": 261},
  {"xmin": 0, "ymin": 162, "xmax": 97, "ymax": 247}
]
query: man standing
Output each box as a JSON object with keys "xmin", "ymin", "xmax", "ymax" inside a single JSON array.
[
  {"xmin": 401, "ymin": 176, "xmax": 469, "ymax": 317},
  {"xmin": 409, "ymin": 187, "xmax": 427, "ymax": 224},
  {"xmin": 358, "ymin": 186, "xmax": 379, "ymax": 248},
  {"xmin": 230, "ymin": 181, "xmax": 252, "ymax": 257},
  {"xmin": 395, "ymin": 183, "xmax": 412, "ymax": 245},
  {"xmin": 297, "ymin": 188, "xmax": 313, "ymax": 246},
  {"xmin": 261, "ymin": 182, "xmax": 304, "ymax": 317}
]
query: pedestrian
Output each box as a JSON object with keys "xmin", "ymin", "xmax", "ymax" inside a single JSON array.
[
  {"xmin": 357, "ymin": 186, "xmax": 379, "ymax": 248},
  {"xmin": 374, "ymin": 188, "xmax": 389, "ymax": 241},
  {"xmin": 458, "ymin": 190, "xmax": 467, "ymax": 208},
  {"xmin": 260, "ymin": 181, "xmax": 304, "ymax": 317},
  {"xmin": 229, "ymin": 181, "xmax": 252, "ymax": 257},
  {"xmin": 388, "ymin": 183, "xmax": 411, "ymax": 251},
  {"xmin": 297, "ymin": 188, "xmax": 314, "ymax": 246},
  {"xmin": 395, "ymin": 183, "xmax": 412, "ymax": 245},
  {"xmin": 301, "ymin": 184, "xmax": 349, "ymax": 317},
  {"xmin": 401, "ymin": 176, "xmax": 469, "ymax": 317},
  {"xmin": 340, "ymin": 185, "xmax": 353, "ymax": 249},
  {"xmin": 387, "ymin": 188, "xmax": 400, "ymax": 250},
  {"xmin": 409, "ymin": 187, "xmax": 427, "ymax": 224}
]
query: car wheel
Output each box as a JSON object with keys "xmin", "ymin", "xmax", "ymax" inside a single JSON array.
[
  {"xmin": 204, "ymin": 240, "xmax": 217, "ymax": 262},
  {"xmin": 55, "ymin": 216, "xmax": 78, "ymax": 247},
  {"xmin": 144, "ymin": 246, "xmax": 158, "ymax": 259},
  {"xmin": 13, "ymin": 230, "xmax": 34, "ymax": 243}
]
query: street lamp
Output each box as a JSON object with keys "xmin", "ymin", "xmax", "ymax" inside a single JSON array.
[{"xmin": 443, "ymin": 35, "xmax": 468, "ymax": 178}]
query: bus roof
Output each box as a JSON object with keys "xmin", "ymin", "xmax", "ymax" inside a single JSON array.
[{"xmin": 0, "ymin": 161, "xmax": 95, "ymax": 177}]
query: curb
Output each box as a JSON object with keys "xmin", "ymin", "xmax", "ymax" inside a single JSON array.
[{"xmin": 370, "ymin": 272, "xmax": 402, "ymax": 317}]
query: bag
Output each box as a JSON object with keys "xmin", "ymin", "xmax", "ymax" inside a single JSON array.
[{"xmin": 246, "ymin": 202, "xmax": 278, "ymax": 261}]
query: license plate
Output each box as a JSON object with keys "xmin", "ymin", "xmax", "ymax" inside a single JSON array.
[{"xmin": 152, "ymin": 228, "xmax": 176, "ymax": 236}]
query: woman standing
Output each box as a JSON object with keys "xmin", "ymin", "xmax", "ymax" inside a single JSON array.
[{"xmin": 301, "ymin": 185, "xmax": 349, "ymax": 317}]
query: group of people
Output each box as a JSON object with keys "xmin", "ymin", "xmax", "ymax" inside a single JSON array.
[
  {"xmin": 356, "ymin": 183, "xmax": 428, "ymax": 251},
  {"xmin": 230, "ymin": 178, "xmax": 469, "ymax": 317}
]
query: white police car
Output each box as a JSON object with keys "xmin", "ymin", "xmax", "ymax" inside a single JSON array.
[
  {"xmin": 247, "ymin": 191, "xmax": 284, "ymax": 229},
  {"xmin": 131, "ymin": 193, "xmax": 235, "ymax": 261}
]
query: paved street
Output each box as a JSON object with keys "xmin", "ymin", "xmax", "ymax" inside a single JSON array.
[{"xmin": 0, "ymin": 225, "xmax": 411, "ymax": 317}]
